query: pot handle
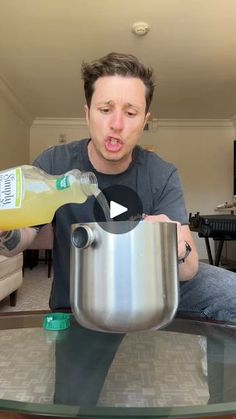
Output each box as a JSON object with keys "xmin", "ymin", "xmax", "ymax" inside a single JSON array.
[{"xmin": 71, "ymin": 225, "xmax": 95, "ymax": 249}]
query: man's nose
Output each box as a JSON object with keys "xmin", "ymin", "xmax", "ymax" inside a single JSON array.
[{"xmin": 110, "ymin": 111, "xmax": 124, "ymax": 131}]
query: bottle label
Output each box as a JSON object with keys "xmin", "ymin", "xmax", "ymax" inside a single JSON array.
[
  {"xmin": 56, "ymin": 175, "xmax": 70, "ymax": 190},
  {"xmin": 0, "ymin": 168, "xmax": 22, "ymax": 210}
]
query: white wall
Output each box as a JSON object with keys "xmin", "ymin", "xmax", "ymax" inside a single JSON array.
[
  {"xmin": 0, "ymin": 76, "xmax": 31, "ymax": 169},
  {"xmin": 30, "ymin": 118, "xmax": 235, "ymax": 258},
  {"xmin": 30, "ymin": 119, "xmax": 89, "ymax": 163},
  {"xmin": 0, "ymin": 94, "xmax": 30, "ymax": 169},
  {"xmin": 142, "ymin": 120, "xmax": 235, "ymax": 213}
]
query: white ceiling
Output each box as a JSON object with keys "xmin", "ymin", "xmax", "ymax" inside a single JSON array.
[{"xmin": 1, "ymin": 0, "xmax": 236, "ymax": 122}]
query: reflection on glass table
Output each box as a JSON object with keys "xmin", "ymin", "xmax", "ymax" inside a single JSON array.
[{"xmin": 0, "ymin": 313, "xmax": 236, "ymax": 418}]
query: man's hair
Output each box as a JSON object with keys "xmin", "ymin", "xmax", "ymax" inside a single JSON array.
[{"xmin": 81, "ymin": 52, "xmax": 155, "ymax": 113}]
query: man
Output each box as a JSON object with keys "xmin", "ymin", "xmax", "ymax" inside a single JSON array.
[{"xmin": 1, "ymin": 52, "xmax": 236, "ymax": 405}]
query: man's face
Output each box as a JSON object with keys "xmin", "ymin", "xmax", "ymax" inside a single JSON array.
[{"xmin": 85, "ymin": 75, "xmax": 150, "ymax": 173}]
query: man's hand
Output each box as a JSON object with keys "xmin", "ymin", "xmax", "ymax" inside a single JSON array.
[{"xmin": 143, "ymin": 214, "xmax": 199, "ymax": 281}]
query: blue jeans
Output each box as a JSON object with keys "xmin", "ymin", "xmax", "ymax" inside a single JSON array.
[
  {"xmin": 179, "ymin": 262, "xmax": 236, "ymax": 404},
  {"xmin": 178, "ymin": 262, "xmax": 236, "ymax": 322},
  {"xmin": 55, "ymin": 262, "xmax": 236, "ymax": 406}
]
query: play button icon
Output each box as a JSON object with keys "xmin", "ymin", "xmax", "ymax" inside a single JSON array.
[
  {"xmin": 93, "ymin": 185, "xmax": 143, "ymax": 234},
  {"xmin": 110, "ymin": 201, "xmax": 128, "ymax": 219}
]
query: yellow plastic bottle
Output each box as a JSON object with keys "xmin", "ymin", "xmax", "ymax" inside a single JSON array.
[{"xmin": 0, "ymin": 165, "xmax": 98, "ymax": 229}]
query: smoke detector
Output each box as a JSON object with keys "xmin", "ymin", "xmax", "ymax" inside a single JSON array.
[{"xmin": 132, "ymin": 22, "xmax": 150, "ymax": 36}]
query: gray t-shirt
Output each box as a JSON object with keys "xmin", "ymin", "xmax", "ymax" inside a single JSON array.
[{"xmin": 34, "ymin": 139, "xmax": 188, "ymax": 310}]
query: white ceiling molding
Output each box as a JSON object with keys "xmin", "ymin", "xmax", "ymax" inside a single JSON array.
[
  {"xmin": 0, "ymin": 74, "xmax": 33, "ymax": 126},
  {"xmin": 155, "ymin": 119, "xmax": 233, "ymax": 128},
  {"xmin": 32, "ymin": 117, "xmax": 233, "ymax": 129},
  {"xmin": 32, "ymin": 117, "xmax": 87, "ymax": 127},
  {"xmin": 232, "ymin": 114, "xmax": 236, "ymax": 132}
]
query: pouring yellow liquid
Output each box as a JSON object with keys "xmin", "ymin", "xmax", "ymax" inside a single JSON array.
[{"xmin": 0, "ymin": 165, "xmax": 103, "ymax": 230}]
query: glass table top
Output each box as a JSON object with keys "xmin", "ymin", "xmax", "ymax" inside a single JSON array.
[{"xmin": 1, "ymin": 312, "xmax": 236, "ymax": 418}]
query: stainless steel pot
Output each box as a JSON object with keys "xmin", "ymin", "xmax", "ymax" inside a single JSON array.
[{"xmin": 70, "ymin": 221, "xmax": 179, "ymax": 333}]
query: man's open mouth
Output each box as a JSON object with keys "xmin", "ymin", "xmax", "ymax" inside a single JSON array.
[{"xmin": 105, "ymin": 137, "xmax": 123, "ymax": 152}]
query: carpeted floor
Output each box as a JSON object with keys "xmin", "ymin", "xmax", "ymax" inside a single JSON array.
[{"xmin": 0, "ymin": 264, "xmax": 52, "ymax": 312}]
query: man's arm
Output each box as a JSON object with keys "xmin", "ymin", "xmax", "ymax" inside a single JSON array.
[
  {"xmin": 0, "ymin": 228, "xmax": 38, "ymax": 257},
  {"xmin": 144, "ymin": 215, "xmax": 199, "ymax": 281},
  {"xmin": 176, "ymin": 224, "xmax": 199, "ymax": 281}
]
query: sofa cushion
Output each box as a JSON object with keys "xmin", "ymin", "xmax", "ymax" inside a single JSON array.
[{"xmin": 0, "ymin": 253, "xmax": 23, "ymax": 282}]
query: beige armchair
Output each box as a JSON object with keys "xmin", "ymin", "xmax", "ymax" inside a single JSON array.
[{"xmin": 0, "ymin": 253, "xmax": 23, "ymax": 306}]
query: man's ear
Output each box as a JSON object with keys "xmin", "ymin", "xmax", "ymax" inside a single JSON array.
[
  {"xmin": 143, "ymin": 112, "xmax": 150, "ymax": 130},
  {"xmin": 84, "ymin": 104, "xmax": 90, "ymax": 124}
]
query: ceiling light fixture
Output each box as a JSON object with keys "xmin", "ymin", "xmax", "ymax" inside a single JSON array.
[{"xmin": 132, "ymin": 22, "xmax": 150, "ymax": 36}]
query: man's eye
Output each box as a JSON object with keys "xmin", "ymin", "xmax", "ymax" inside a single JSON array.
[
  {"xmin": 99, "ymin": 108, "xmax": 110, "ymax": 113},
  {"xmin": 126, "ymin": 111, "xmax": 137, "ymax": 117}
]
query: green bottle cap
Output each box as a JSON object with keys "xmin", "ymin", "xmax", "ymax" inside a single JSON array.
[{"xmin": 43, "ymin": 313, "xmax": 71, "ymax": 331}]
